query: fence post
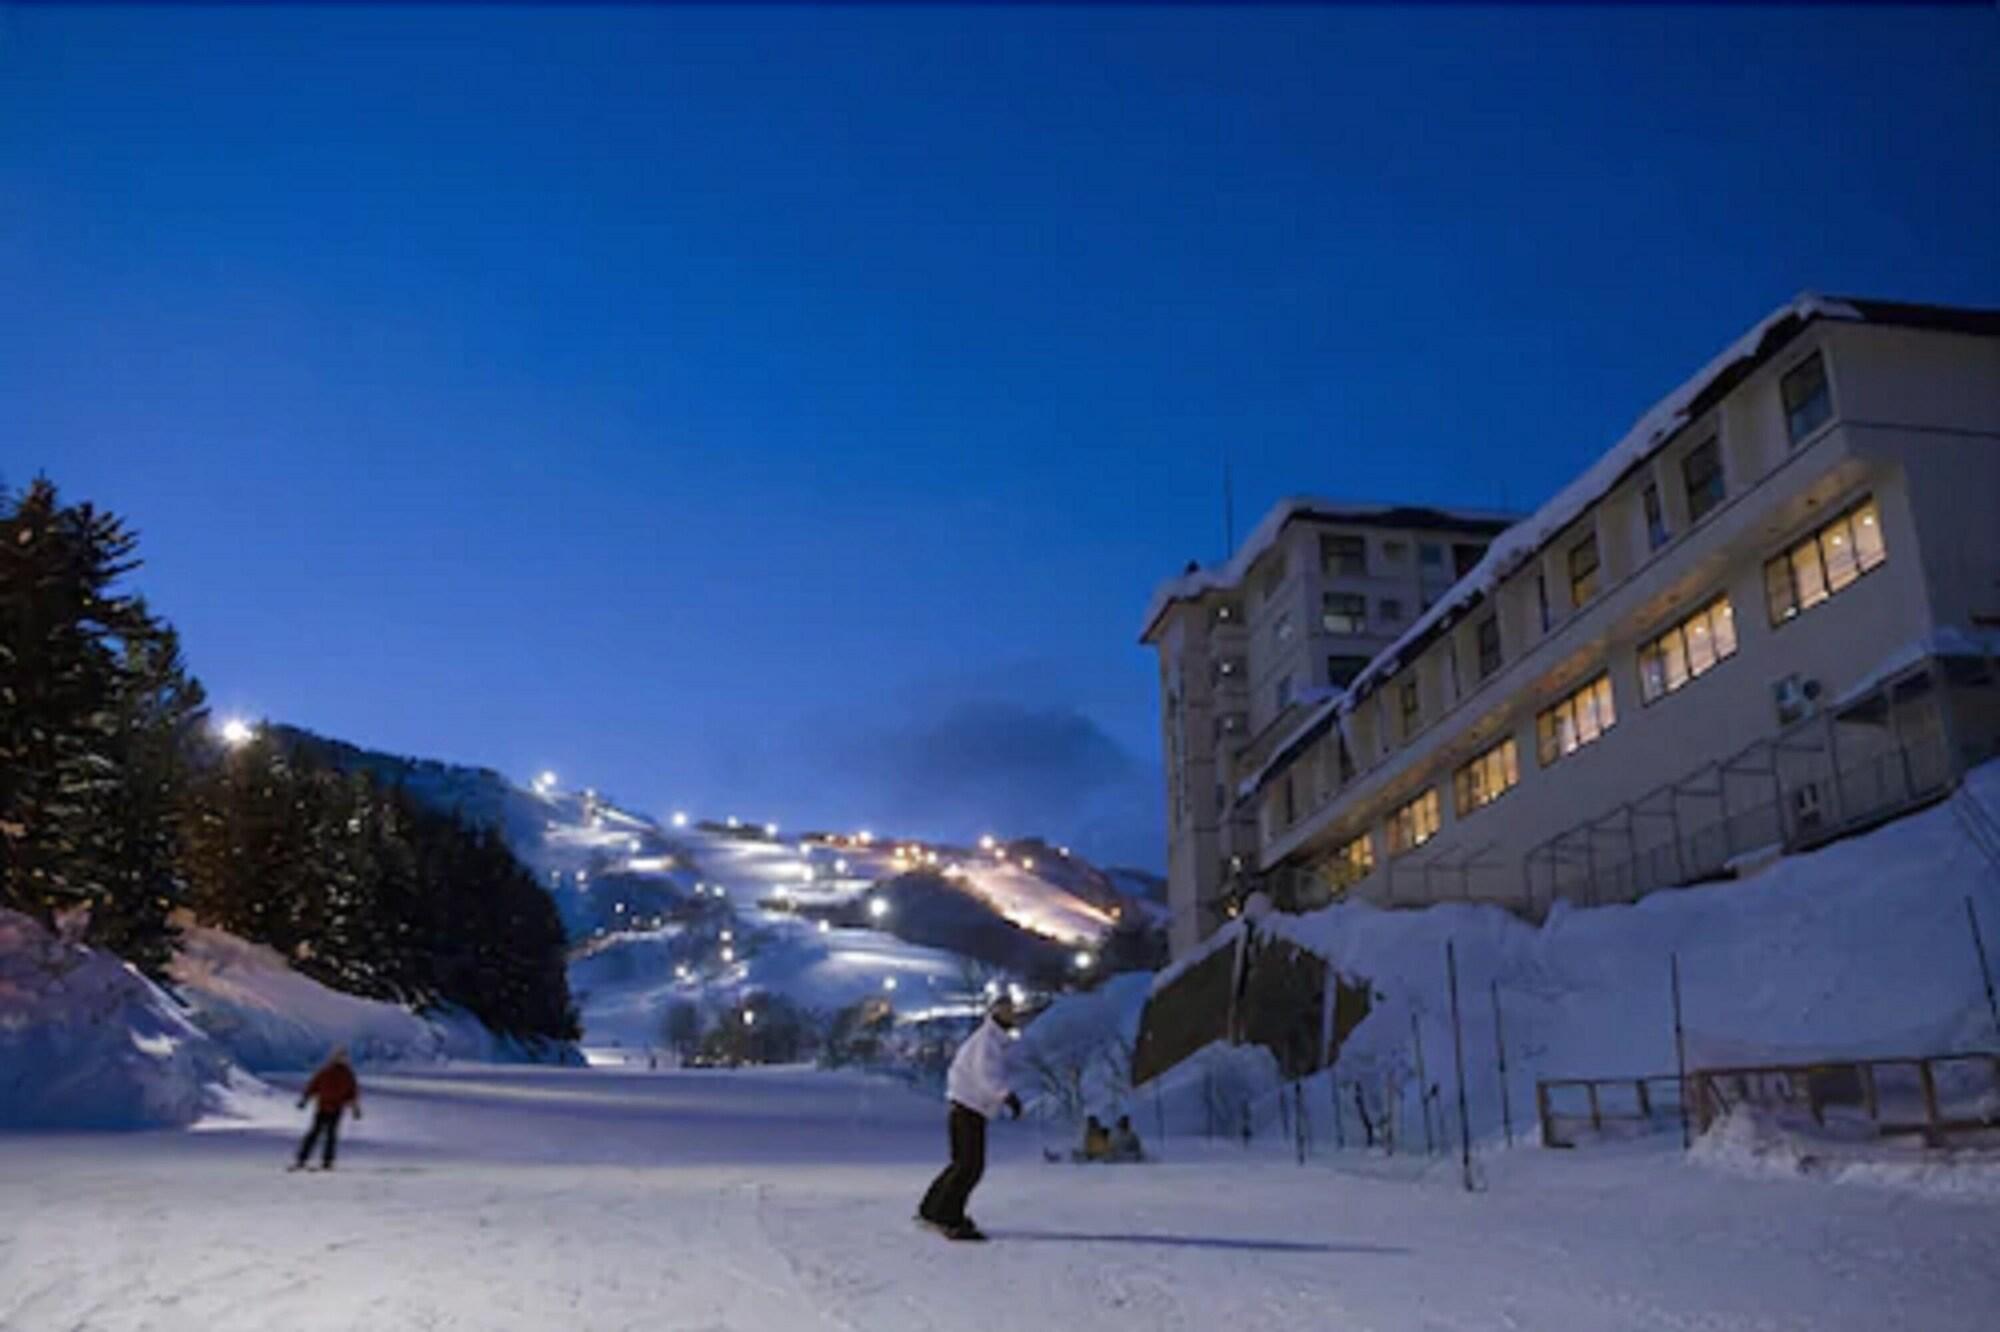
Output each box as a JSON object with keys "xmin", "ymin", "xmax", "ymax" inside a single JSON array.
[
  {"xmin": 1446, "ymin": 940, "xmax": 1473, "ymax": 1192},
  {"xmin": 1491, "ymin": 979, "xmax": 1513, "ymax": 1149},
  {"xmin": 1671, "ymin": 952, "xmax": 1692, "ymax": 1151},
  {"xmin": 1966, "ymin": 897, "xmax": 2000, "ymax": 1046},
  {"xmin": 1412, "ymin": 1011, "xmax": 1436, "ymax": 1155},
  {"xmin": 1294, "ymin": 1080, "xmax": 1307, "ymax": 1165}
]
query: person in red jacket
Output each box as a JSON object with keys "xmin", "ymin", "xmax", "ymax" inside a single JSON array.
[{"xmin": 292, "ymin": 1046, "xmax": 361, "ymax": 1171}]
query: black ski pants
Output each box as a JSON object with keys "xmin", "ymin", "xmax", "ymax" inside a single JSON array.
[
  {"xmin": 918, "ymin": 1102, "xmax": 987, "ymax": 1226},
  {"xmin": 296, "ymin": 1109, "xmax": 343, "ymax": 1168}
]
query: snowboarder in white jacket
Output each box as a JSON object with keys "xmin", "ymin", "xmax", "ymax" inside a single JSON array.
[{"xmin": 917, "ymin": 996, "xmax": 1022, "ymax": 1241}]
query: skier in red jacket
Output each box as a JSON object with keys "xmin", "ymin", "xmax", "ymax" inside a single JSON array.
[{"xmin": 292, "ymin": 1046, "xmax": 362, "ymax": 1171}]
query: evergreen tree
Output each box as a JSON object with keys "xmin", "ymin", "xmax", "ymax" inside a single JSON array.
[
  {"xmin": 0, "ymin": 479, "xmax": 183, "ymax": 968},
  {"xmin": 95, "ymin": 616, "xmax": 207, "ymax": 974}
]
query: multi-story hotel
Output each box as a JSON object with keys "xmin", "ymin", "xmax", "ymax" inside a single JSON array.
[
  {"xmin": 1145, "ymin": 295, "xmax": 2000, "ymax": 959},
  {"xmin": 1141, "ymin": 503, "xmax": 1515, "ymax": 957}
]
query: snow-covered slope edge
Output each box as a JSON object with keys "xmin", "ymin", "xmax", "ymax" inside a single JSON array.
[{"xmin": 0, "ymin": 910, "xmax": 268, "ymax": 1129}]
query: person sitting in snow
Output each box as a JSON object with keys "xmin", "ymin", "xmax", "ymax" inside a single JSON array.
[
  {"xmin": 1080, "ymin": 1115, "xmax": 1113, "ymax": 1162},
  {"xmin": 917, "ymin": 996, "xmax": 1023, "ymax": 1241},
  {"xmin": 292, "ymin": 1046, "xmax": 362, "ymax": 1171},
  {"xmin": 1110, "ymin": 1114, "xmax": 1145, "ymax": 1163}
]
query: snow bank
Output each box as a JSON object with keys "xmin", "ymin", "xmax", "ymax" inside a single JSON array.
[
  {"xmin": 0, "ymin": 910, "xmax": 254, "ymax": 1129},
  {"xmin": 1693, "ymin": 1107, "xmax": 2000, "ymax": 1201},
  {"xmin": 1256, "ymin": 760, "xmax": 2000, "ymax": 1146},
  {"xmin": 170, "ymin": 922, "xmax": 576, "ymax": 1072}
]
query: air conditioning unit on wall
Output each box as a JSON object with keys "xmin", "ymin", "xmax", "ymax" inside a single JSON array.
[{"xmin": 1773, "ymin": 673, "xmax": 1823, "ymax": 726}]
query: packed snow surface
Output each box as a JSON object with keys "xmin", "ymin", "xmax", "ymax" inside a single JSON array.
[{"xmin": 3, "ymin": 1063, "xmax": 1995, "ymax": 1331}]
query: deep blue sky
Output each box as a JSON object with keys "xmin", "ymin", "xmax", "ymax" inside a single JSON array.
[{"xmin": 4, "ymin": 5, "xmax": 1996, "ymax": 868}]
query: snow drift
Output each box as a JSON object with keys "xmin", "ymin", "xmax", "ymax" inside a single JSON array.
[{"xmin": 0, "ymin": 909, "xmax": 254, "ymax": 1129}]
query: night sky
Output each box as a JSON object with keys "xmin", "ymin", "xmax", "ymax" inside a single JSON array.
[{"xmin": 4, "ymin": 5, "xmax": 1996, "ymax": 868}]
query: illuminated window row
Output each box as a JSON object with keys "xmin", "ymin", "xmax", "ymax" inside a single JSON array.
[
  {"xmin": 1536, "ymin": 673, "xmax": 1616, "ymax": 767},
  {"xmin": 1453, "ymin": 737, "xmax": 1519, "ymax": 817},
  {"xmin": 1386, "ymin": 787, "xmax": 1441, "ymax": 855},
  {"xmin": 1764, "ymin": 496, "xmax": 1885, "ymax": 625},
  {"xmin": 1638, "ymin": 594, "xmax": 1738, "ymax": 704}
]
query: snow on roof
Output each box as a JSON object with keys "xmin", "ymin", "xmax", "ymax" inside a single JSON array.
[
  {"xmin": 1331, "ymin": 292, "xmax": 1866, "ymax": 715},
  {"xmin": 1138, "ymin": 498, "xmax": 1517, "ymax": 642}
]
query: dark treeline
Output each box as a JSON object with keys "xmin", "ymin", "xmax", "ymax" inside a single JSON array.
[{"xmin": 0, "ymin": 478, "xmax": 577, "ymax": 1044}]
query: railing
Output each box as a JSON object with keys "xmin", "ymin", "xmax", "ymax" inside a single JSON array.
[
  {"xmin": 1536, "ymin": 1075, "xmax": 1685, "ymax": 1149},
  {"xmin": 1690, "ymin": 1052, "xmax": 2000, "ymax": 1145},
  {"xmin": 1537, "ymin": 1053, "xmax": 2000, "ymax": 1150}
]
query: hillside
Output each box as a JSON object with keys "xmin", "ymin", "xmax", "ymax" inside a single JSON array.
[{"xmin": 279, "ymin": 730, "xmax": 1168, "ymax": 1053}]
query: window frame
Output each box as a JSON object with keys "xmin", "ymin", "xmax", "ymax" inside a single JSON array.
[
  {"xmin": 1475, "ymin": 616, "xmax": 1501, "ymax": 679},
  {"xmin": 1781, "ymin": 351, "xmax": 1833, "ymax": 445},
  {"xmin": 1535, "ymin": 672, "xmax": 1617, "ymax": 767},
  {"xmin": 1385, "ymin": 787, "xmax": 1442, "ymax": 856},
  {"xmin": 1568, "ymin": 533, "xmax": 1601, "ymax": 608},
  {"xmin": 1764, "ymin": 495, "xmax": 1887, "ymax": 627},
  {"xmin": 1327, "ymin": 654, "xmax": 1369, "ymax": 688},
  {"xmin": 1642, "ymin": 482, "xmax": 1669, "ymax": 551},
  {"xmin": 1321, "ymin": 591, "xmax": 1367, "ymax": 635},
  {"xmin": 1320, "ymin": 533, "xmax": 1367, "ymax": 578},
  {"xmin": 1636, "ymin": 593, "xmax": 1738, "ymax": 705},
  {"xmin": 1453, "ymin": 736, "xmax": 1521, "ymax": 818},
  {"xmin": 1681, "ymin": 436, "xmax": 1725, "ymax": 524}
]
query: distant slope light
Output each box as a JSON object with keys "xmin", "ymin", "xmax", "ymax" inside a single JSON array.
[
  {"xmin": 868, "ymin": 896, "xmax": 890, "ymax": 920},
  {"xmin": 671, "ymin": 811, "xmax": 689, "ymax": 828},
  {"xmin": 218, "ymin": 717, "xmax": 257, "ymax": 748},
  {"xmin": 764, "ymin": 822, "xmax": 779, "ymax": 837},
  {"xmin": 533, "ymin": 770, "xmax": 557, "ymax": 792}
]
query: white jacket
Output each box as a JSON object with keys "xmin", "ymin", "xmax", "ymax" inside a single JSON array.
[{"xmin": 945, "ymin": 1017, "xmax": 1015, "ymax": 1118}]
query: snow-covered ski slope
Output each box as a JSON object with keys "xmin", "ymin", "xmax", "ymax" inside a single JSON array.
[
  {"xmin": 284, "ymin": 734, "xmax": 1160, "ymax": 1050},
  {"xmin": 3, "ymin": 1063, "xmax": 1994, "ymax": 1331}
]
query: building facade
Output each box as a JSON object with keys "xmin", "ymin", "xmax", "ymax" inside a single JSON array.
[
  {"xmin": 1146, "ymin": 296, "xmax": 2000, "ymax": 959},
  {"xmin": 1141, "ymin": 503, "xmax": 1514, "ymax": 958}
]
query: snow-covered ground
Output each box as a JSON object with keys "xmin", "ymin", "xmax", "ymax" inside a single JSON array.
[{"xmin": 3, "ymin": 1063, "xmax": 1995, "ymax": 1331}]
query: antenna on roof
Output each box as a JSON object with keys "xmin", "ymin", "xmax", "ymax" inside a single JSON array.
[{"xmin": 1222, "ymin": 455, "xmax": 1236, "ymax": 557}]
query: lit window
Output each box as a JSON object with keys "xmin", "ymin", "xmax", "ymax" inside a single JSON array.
[
  {"xmin": 1453, "ymin": 737, "xmax": 1520, "ymax": 817},
  {"xmin": 1211, "ymin": 600, "xmax": 1241, "ymax": 627},
  {"xmin": 1321, "ymin": 831, "xmax": 1374, "ymax": 891},
  {"xmin": 1642, "ymin": 484, "xmax": 1669, "ymax": 551},
  {"xmin": 1782, "ymin": 353, "xmax": 1832, "ymax": 444},
  {"xmin": 1212, "ymin": 656, "xmax": 1245, "ymax": 686},
  {"xmin": 1321, "ymin": 534, "xmax": 1366, "ymax": 577},
  {"xmin": 1637, "ymin": 595, "xmax": 1738, "ymax": 704},
  {"xmin": 1536, "ymin": 673, "xmax": 1617, "ymax": 767},
  {"xmin": 1681, "ymin": 437, "xmax": 1725, "ymax": 523},
  {"xmin": 1386, "ymin": 788, "xmax": 1442, "ymax": 856},
  {"xmin": 1765, "ymin": 496, "xmax": 1886, "ymax": 625},
  {"xmin": 1568, "ymin": 534, "xmax": 1600, "ymax": 608},
  {"xmin": 1322, "ymin": 592, "xmax": 1367, "ymax": 634}
]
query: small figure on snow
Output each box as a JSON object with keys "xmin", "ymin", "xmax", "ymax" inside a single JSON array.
[
  {"xmin": 1080, "ymin": 1115, "xmax": 1113, "ymax": 1162},
  {"xmin": 1110, "ymin": 1114, "xmax": 1145, "ymax": 1163},
  {"xmin": 292, "ymin": 1045, "xmax": 362, "ymax": 1171},
  {"xmin": 917, "ymin": 996, "xmax": 1023, "ymax": 1241}
]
